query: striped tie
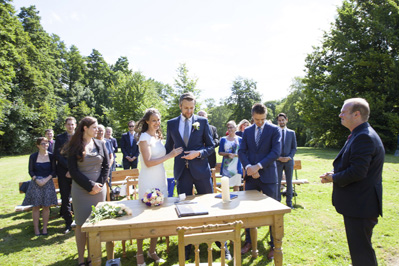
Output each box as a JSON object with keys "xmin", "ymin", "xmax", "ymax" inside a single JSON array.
[{"xmin": 256, "ymin": 126, "xmax": 262, "ymax": 147}]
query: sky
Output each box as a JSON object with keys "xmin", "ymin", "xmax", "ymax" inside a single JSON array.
[{"xmin": 13, "ymin": 0, "xmax": 342, "ymax": 103}]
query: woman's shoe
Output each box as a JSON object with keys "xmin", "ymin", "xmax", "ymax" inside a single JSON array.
[
  {"xmin": 135, "ymin": 253, "xmax": 146, "ymax": 266},
  {"xmin": 147, "ymin": 251, "xmax": 165, "ymax": 263}
]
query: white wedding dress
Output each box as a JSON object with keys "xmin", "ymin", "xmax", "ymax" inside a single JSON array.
[{"xmin": 137, "ymin": 132, "xmax": 168, "ymax": 199}]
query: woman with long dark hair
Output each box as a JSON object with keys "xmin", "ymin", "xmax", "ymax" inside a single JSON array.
[
  {"xmin": 134, "ymin": 108, "xmax": 183, "ymax": 266},
  {"xmin": 65, "ymin": 116, "xmax": 110, "ymax": 266}
]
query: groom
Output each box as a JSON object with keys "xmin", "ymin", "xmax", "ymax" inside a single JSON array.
[{"xmin": 165, "ymin": 92, "xmax": 215, "ymax": 196}]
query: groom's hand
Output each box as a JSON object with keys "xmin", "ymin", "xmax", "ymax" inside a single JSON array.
[{"xmin": 181, "ymin": 151, "xmax": 201, "ymax": 160}]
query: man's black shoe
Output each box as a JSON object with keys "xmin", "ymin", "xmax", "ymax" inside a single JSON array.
[{"xmin": 63, "ymin": 225, "xmax": 72, "ymax": 234}]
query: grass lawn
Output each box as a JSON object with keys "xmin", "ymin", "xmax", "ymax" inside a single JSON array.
[{"xmin": 0, "ymin": 147, "xmax": 398, "ymax": 265}]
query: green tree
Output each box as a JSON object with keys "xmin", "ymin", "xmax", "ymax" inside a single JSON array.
[
  {"xmin": 302, "ymin": 0, "xmax": 399, "ymax": 149},
  {"xmin": 165, "ymin": 63, "xmax": 200, "ymax": 120},
  {"xmin": 227, "ymin": 77, "xmax": 261, "ymax": 122},
  {"xmin": 207, "ymin": 100, "xmax": 233, "ymax": 137}
]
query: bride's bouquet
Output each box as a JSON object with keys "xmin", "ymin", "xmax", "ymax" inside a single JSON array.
[
  {"xmin": 142, "ymin": 188, "xmax": 164, "ymax": 207},
  {"xmin": 89, "ymin": 202, "xmax": 132, "ymax": 223}
]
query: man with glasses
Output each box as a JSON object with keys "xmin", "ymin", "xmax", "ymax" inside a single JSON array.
[{"xmin": 120, "ymin": 120, "xmax": 139, "ymax": 169}]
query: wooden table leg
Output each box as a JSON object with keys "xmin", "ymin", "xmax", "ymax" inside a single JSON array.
[
  {"xmin": 272, "ymin": 214, "xmax": 284, "ymax": 266},
  {"xmin": 250, "ymin": 227, "xmax": 258, "ymax": 258},
  {"xmin": 106, "ymin": 241, "xmax": 114, "ymax": 260},
  {"xmin": 88, "ymin": 232, "xmax": 102, "ymax": 266}
]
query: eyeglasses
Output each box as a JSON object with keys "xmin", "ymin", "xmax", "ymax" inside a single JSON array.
[
  {"xmin": 128, "ymin": 125, "xmax": 135, "ymax": 128},
  {"xmin": 40, "ymin": 143, "xmax": 49, "ymax": 146},
  {"xmin": 227, "ymin": 126, "xmax": 235, "ymax": 129}
]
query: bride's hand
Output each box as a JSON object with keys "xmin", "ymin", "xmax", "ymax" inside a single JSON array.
[{"xmin": 169, "ymin": 147, "xmax": 183, "ymax": 158}]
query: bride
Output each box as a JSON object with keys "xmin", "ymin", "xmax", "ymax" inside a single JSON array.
[{"xmin": 134, "ymin": 108, "xmax": 183, "ymax": 266}]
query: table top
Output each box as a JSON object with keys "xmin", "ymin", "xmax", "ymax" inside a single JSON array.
[{"xmin": 82, "ymin": 190, "xmax": 291, "ymax": 232}]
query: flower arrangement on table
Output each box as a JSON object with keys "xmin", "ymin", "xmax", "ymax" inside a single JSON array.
[
  {"xmin": 142, "ymin": 188, "xmax": 164, "ymax": 207},
  {"xmin": 89, "ymin": 202, "xmax": 132, "ymax": 224}
]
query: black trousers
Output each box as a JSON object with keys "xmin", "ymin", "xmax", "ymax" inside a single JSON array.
[
  {"xmin": 343, "ymin": 215, "xmax": 378, "ymax": 266},
  {"xmin": 122, "ymin": 158, "xmax": 138, "ymax": 169},
  {"xmin": 58, "ymin": 173, "xmax": 73, "ymax": 226}
]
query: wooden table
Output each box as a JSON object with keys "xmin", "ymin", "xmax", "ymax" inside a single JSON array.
[{"xmin": 82, "ymin": 190, "xmax": 291, "ymax": 266}]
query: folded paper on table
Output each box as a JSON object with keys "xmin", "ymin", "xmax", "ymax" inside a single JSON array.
[
  {"xmin": 175, "ymin": 203, "xmax": 208, "ymax": 218},
  {"xmin": 215, "ymin": 193, "xmax": 238, "ymax": 200}
]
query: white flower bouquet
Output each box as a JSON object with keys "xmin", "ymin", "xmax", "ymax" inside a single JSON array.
[
  {"xmin": 89, "ymin": 202, "xmax": 132, "ymax": 223},
  {"xmin": 142, "ymin": 188, "xmax": 164, "ymax": 207}
]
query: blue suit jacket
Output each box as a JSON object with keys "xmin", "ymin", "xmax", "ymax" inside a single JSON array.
[
  {"xmin": 332, "ymin": 122, "xmax": 384, "ymax": 218},
  {"xmin": 238, "ymin": 123, "xmax": 281, "ymax": 184},
  {"xmin": 280, "ymin": 128, "xmax": 297, "ymax": 159},
  {"xmin": 120, "ymin": 132, "xmax": 139, "ymax": 159},
  {"xmin": 165, "ymin": 115, "xmax": 215, "ymax": 181}
]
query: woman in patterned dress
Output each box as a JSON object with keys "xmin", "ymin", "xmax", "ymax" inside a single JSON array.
[{"xmin": 23, "ymin": 137, "xmax": 58, "ymax": 236}]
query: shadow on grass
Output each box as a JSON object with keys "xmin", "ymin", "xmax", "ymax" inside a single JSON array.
[{"xmin": 0, "ymin": 210, "xmax": 74, "ymax": 256}]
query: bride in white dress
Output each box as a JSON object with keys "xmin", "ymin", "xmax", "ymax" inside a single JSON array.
[{"xmin": 134, "ymin": 108, "xmax": 183, "ymax": 266}]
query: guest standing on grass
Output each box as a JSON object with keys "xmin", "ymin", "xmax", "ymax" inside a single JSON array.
[
  {"xmin": 120, "ymin": 120, "xmax": 140, "ymax": 169},
  {"xmin": 65, "ymin": 116, "xmax": 110, "ymax": 266},
  {"xmin": 320, "ymin": 98, "xmax": 384, "ymax": 266},
  {"xmin": 23, "ymin": 137, "xmax": 58, "ymax": 236},
  {"xmin": 218, "ymin": 120, "xmax": 242, "ymax": 191},
  {"xmin": 238, "ymin": 103, "xmax": 281, "ymax": 259},
  {"xmin": 236, "ymin": 119, "xmax": 250, "ymax": 137},
  {"xmin": 45, "ymin": 129, "xmax": 55, "ymax": 153},
  {"xmin": 134, "ymin": 108, "xmax": 183, "ymax": 266},
  {"xmin": 105, "ymin": 126, "xmax": 118, "ymax": 172},
  {"xmin": 54, "ymin": 116, "xmax": 76, "ymax": 234}
]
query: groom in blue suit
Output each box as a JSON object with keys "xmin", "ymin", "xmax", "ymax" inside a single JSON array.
[
  {"xmin": 165, "ymin": 92, "xmax": 215, "ymax": 196},
  {"xmin": 238, "ymin": 103, "xmax": 281, "ymax": 259}
]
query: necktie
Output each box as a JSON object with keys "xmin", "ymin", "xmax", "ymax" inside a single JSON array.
[
  {"xmin": 256, "ymin": 126, "xmax": 262, "ymax": 147},
  {"xmin": 183, "ymin": 118, "xmax": 189, "ymax": 146},
  {"xmin": 281, "ymin": 129, "xmax": 285, "ymax": 155}
]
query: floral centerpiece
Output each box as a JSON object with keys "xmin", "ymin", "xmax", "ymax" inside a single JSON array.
[
  {"xmin": 142, "ymin": 188, "xmax": 164, "ymax": 207},
  {"xmin": 89, "ymin": 202, "xmax": 132, "ymax": 224}
]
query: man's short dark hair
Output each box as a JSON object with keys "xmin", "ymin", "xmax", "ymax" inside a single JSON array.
[
  {"xmin": 251, "ymin": 103, "xmax": 267, "ymax": 115},
  {"xmin": 277, "ymin": 113, "xmax": 287, "ymax": 119},
  {"xmin": 65, "ymin": 117, "xmax": 76, "ymax": 124},
  {"xmin": 179, "ymin": 92, "xmax": 196, "ymax": 105}
]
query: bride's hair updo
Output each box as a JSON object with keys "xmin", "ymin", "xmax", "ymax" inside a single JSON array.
[{"xmin": 135, "ymin": 108, "xmax": 163, "ymax": 140}]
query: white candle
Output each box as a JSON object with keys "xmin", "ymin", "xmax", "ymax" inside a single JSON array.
[{"xmin": 221, "ymin": 176, "xmax": 230, "ymax": 203}]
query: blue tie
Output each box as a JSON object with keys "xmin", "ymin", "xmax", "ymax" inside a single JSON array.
[
  {"xmin": 256, "ymin": 126, "xmax": 262, "ymax": 147},
  {"xmin": 183, "ymin": 118, "xmax": 189, "ymax": 146}
]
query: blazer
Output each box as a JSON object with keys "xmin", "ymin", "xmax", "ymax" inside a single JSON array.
[
  {"xmin": 332, "ymin": 122, "xmax": 384, "ymax": 218},
  {"xmin": 120, "ymin": 132, "xmax": 139, "ymax": 159},
  {"xmin": 280, "ymin": 128, "xmax": 297, "ymax": 159},
  {"xmin": 29, "ymin": 152, "xmax": 56, "ymax": 178},
  {"xmin": 54, "ymin": 132, "xmax": 70, "ymax": 175},
  {"xmin": 67, "ymin": 138, "xmax": 110, "ymax": 192},
  {"xmin": 238, "ymin": 123, "xmax": 281, "ymax": 184},
  {"xmin": 208, "ymin": 124, "xmax": 219, "ymax": 168},
  {"xmin": 165, "ymin": 115, "xmax": 215, "ymax": 181}
]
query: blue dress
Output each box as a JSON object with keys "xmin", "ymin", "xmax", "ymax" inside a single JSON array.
[{"xmin": 22, "ymin": 161, "xmax": 58, "ymax": 207}]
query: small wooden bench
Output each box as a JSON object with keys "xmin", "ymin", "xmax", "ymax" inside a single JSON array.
[{"xmin": 15, "ymin": 177, "xmax": 64, "ymax": 212}]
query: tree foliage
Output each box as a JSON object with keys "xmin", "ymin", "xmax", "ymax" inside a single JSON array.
[{"xmin": 301, "ymin": 0, "xmax": 399, "ymax": 150}]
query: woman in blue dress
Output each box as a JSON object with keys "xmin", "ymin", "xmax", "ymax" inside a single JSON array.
[
  {"xmin": 23, "ymin": 137, "xmax": 58, "ymax": 236},
  {"xmin": 218, "ymin": 121, "xmax": 243, "ymax": 191}
]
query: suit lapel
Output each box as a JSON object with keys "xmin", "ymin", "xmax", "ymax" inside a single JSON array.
[{"xmin": 175, "ymin": 116, "xmax": 186, "ymax": 147}]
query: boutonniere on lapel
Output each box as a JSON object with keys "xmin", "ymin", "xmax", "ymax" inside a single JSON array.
[{"xmin": 192, "ymin": 122, "xmax": 200, "ymax": 131}]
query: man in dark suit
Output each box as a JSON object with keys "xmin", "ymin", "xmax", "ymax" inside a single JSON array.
[
  {"xmin": 165, "ymin": 93, "xmax": 216, "ymax": 260},
  {"xmin": 120, "ymin": 120, "xmax": 139, "ymax": 169},
  {"xmin": 276, "ymin": 113, "xmax": 297, "ymax": 208},
  {"xmin": 320, "ymin": 98, "xmax": 384, "ymax": 266},
  {"xmin": 238, "ymin": 103, "xmax": 281, "ymax": 259},
  {"xmin": 165, "ymin": 93, "xmax": 215, "ymax": 196},
  {"xmin": 197, "ymin": 110, "xmax": 219, "ymax": 168},
  {"xmin": 54, "ymin": 117, "xmax": 76, "ymax": 234},
  {"xmin": 45, "ymin": 129, "xmax": 55, "ymax": 153}
]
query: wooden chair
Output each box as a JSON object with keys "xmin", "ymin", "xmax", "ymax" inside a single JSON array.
[
  {"xmin": 177, "ymin": 220, "xmax": 243, "ymax": 266},
  {"xmin": 211, "ymin": 163, "xmax": 245, "ymax": 193},
  {"xmin": 106, "ymin": 169, "xmax": 139, "ymax": 201}
]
